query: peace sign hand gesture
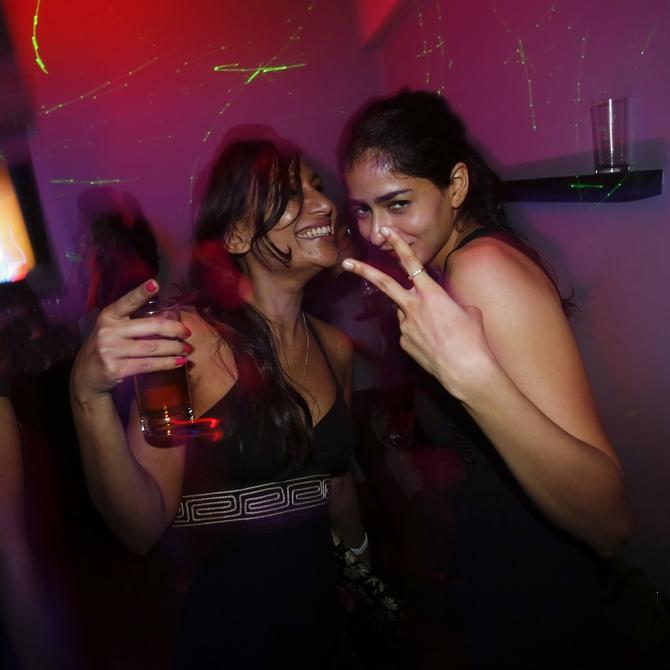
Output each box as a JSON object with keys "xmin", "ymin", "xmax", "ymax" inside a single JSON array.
[{"xmin": 342, "ymin": 227, "xmax": 497, "ymax": 401}]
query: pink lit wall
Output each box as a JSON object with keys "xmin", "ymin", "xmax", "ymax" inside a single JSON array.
[
  {"xmin": 373, "ymin": 0, "xmax": 670, "ymax": 590},
  {"xmin": 354, "ymin": 0, "xmax": 403, "ymax": 45},
  {"xmin": 1, "ymin": 0, "xmax": 381, "ymax": 311}
]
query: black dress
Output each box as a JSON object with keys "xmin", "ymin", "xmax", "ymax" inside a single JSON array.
[
  {"xmin": 155, "ymin": 320, "xmax": 357, "ymax": 669},
  {"xmin": 432, "ymin": 229, "xmax": 607, "ymax": 669}
]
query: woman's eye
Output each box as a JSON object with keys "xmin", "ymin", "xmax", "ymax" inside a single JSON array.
[
  {"xmin": 388, "ymin": 200, "xmax": 409, "ymax": 211},
  {"xmin": 352, "ymin": 205, "xmax": 369, "ymax": 218}
]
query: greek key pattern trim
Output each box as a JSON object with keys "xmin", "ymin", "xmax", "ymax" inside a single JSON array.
[{"xmin": 172, "ymin": 474, "xmax": 331, "ymax": 527}]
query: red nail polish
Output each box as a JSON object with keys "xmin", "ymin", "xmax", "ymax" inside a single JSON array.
[
  {"xmin": 146, "ymin": 279, "xmax": 158, "ymax": 293},
  {"xmin": 175, "ymin": 356, "xmax": 187, "ymax": 366},
  {"xmin": 184, "ymin": 327, "xmax": 192, "ymax": 337},
  {"xmin": 183, "ymin": 343, "xmax": 194, "ymax": 354}
]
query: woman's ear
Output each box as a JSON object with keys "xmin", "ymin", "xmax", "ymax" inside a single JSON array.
[
  {"xmin": 449, "ymin": 162, "xmax": 469, "ymax": 209},
  {"xmin": 224, "ymin": 222, "xmax": 252, "ymax": 255}
]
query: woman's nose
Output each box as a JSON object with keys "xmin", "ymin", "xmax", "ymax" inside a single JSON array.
[
  {"xmin": 368, "ymin": 214, "xmax": 388, "ymax": 248},
  {"xmin": 306, "ymin": 190, "xmax": 333, "ymax": 216}
]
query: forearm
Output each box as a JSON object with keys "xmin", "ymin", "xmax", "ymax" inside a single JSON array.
[
  {"xmin": 458, "ymin": 363, "xmax": 633, "ymax": 557},
  {"xmin": 329, "ymin": 471, "xmax": 366, "ymax": 549},
  {"xmin": 70, "ymin": 389, "xmax": 169, "ymax": 552}
]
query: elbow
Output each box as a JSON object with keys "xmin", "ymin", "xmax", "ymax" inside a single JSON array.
[
  {"xmin": 112, "ymin": 520, "xmax": 166, "ymax": 556},
  {"xmin": 124, "ymin": 533, "xmax": 160, "ymax": 556}
]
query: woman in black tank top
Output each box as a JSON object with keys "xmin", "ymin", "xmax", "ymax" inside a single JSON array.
[
  {"xmin": 339, "ymin": 90, "xmax": 633, "ymax": 668},
  {"xmin": 70, "ymin": 135, "xmax": 366, "ymax": 668}
]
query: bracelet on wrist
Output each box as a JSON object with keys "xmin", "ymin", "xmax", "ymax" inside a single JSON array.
[{"xmin": 348, "ymin": 532, "xmax": 369, "ymax": 556}]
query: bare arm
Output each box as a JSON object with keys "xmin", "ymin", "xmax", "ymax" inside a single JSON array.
[
  {"xmin": 70, "ymin": 281, "xmax": 189, "ymax": 553},
  {"xmin": 0, "ymin": 396, "xmax": 58, "ymax": 669},
  {"xmin": 446, "ymin": 240, "xmax": 632, "ymax": 556},
  {"xmin": 342, "ymin": 229, "xmax": 633, "ymax": 557}
]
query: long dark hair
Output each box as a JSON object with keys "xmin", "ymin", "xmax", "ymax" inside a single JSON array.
[
  {"xmin": 186, "ymin": 138, "xmax": 312, "ymax": 477},
  {"xmin": 341, "ymin": 89, "xmax": 574, "ymax": 313}
]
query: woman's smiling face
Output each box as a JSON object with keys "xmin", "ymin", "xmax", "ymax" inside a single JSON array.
[
  {"xmin": 249, "ymin": 161, "xmax": 338, "ymax": 272},
  {"xmin": 260, "ymin": 161, "xmax": 339, "ymax": 271},
  {"xmin": 345, "ymin": 157, "xmax": 458, "ymax": 271}
]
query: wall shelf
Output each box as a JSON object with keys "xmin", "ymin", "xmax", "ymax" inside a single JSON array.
[{"xmin": 502, "ymin": 169, "xmax": 663, "ymax": 203}]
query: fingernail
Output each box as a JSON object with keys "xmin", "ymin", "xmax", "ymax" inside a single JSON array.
[
  {"xmin": 183, "ymin": 342, "xmax": 194, "ymax": 354},
  {"xmin": 184, "ymin": 326, "xmax": 192, "ymax": 337},
  {"xmin": 342, "ymin": 259, "xmax": 354, "ymax": 270},
  {"xmin": 146, "ymin": 279, "xmax": 158, "ymax": 293},
  {"xmin": 380, "ymin": 226, "xmax": 390, "ymax": 236},
  {"xmin": 175, "ymin": 356, "xmax": 187, "ymax": 366}
]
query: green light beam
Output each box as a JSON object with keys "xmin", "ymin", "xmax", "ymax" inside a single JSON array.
[
  {"xmin": 213, "ymin": 62, "xmax": 306, "ymax": 85},
  {"xmin": 32, "ymin": 0, "xmax": 48, "ymax": 74}
]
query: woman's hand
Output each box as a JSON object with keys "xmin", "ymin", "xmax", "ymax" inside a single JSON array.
[
  {"xmin": 342, "ymin": 227, "xmax": 497, "ymax": 399},
  {"xmin": 71, "ymin": 280, "xmax": 190, "ymax": 400}
]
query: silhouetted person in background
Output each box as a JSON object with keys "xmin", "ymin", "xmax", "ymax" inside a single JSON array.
[
  {"xmin": 77, "ymin": 188, "xmax": 161, "ymax": 332},
  {"xmin": 0, "ymin": 280, "xmax": 80, "ymax": 668}
]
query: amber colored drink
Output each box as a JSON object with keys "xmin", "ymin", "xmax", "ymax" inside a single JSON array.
[
  {"xmin": 131, "ymin": 298, "xmax": 193, "ymax": 447},
  {"xmin": 134, "ymin": 367, "xmax": 193, "ymax": 447}
]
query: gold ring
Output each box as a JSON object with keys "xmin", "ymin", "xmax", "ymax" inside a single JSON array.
[{"xmin": 407, "ymin": 266, "xmax": 425, "ymax": 280}]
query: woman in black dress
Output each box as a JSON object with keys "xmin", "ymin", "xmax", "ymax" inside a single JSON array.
[
  {"xmin": 70, "ymin": 137, "xmax": 366, "ymax": 668},
  {"xmin": 339, "ymin": 90, "xmax": 633, "ymax": 668}
]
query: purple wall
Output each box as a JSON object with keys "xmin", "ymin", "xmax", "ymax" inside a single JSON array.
[
  {"xmin": 374, "ymin": 0, "xmax": 670, "ymax": 590},
  {"xmin": 2, "ymin": 0, "xmax": 381, "ymax": 312}
]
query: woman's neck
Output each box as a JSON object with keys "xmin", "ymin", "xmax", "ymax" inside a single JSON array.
[{"xmin": 249, "ymin": 281, "xmax": 304, "ymax": 342}]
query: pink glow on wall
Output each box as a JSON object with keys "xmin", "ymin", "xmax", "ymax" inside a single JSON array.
[
  {"xmin": 0, "ymin": 0, "xmax": 380, "ymax": 314},
  {"xmin": 354, "ymin": 0, "xmax": 404, "ymax": 44}
]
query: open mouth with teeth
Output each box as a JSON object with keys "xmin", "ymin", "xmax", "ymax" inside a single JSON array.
[{"xmin": 296, "ymin": 224, "xmax": 334, "ymax": 239}]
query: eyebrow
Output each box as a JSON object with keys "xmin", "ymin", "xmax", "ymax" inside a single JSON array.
[{"xmin": 350, "ymin": 189, "xmax": 412, "ymax": 206}]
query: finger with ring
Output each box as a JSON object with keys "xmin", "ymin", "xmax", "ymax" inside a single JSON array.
[{"xmin": 407, "ymin": 266, "xmax": 426, "ymax": 280}]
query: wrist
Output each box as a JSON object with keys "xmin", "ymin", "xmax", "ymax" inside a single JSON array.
[
  {"xmin": 70, "ymin": 383, "xmax": 114, "ymax": 412},
  {"xmin": 347, "ymin": 532, "xmax": 369, "ymax": 556},
  {"xmin": 439, "ymin": 350, "xmax": 502, "ymax": 404}
]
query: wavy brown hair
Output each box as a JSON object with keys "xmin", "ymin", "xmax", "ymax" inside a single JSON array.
[{"xmin": 185, "ymin": 138, "xmax": 313, "ymax": 478}]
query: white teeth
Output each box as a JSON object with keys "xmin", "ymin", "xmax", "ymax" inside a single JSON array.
[{"xmin": 297, "ymin": 224, "xmax": 332, "ymax": 239}]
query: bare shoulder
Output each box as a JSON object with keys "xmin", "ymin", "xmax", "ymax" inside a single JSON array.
[
  {"xmin": 180, "ymin": 308, "xmax": 236, "ymax": 410},
  {"xmin": 307, "ymin": 316, "xmax": 353, "ymax": 379},
  {"xmin": 445, "ymin": 235, "xmax": 571, "ymax": 373},
  {"xmin": 446, "ymin": 235, "xmax": 561, "ymax": 314},
  {"xmin": 447, "ymin": 236, "xmax": 612, "ymax": 451},
  {"xmin": 181, "ymin": 309, "xmax": 230, "ymax": 359}
]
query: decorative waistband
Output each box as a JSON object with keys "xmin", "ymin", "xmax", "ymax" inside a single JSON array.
[{"xmin": 172, "ymin": 474, "xmax": 331, "ymax": 527}]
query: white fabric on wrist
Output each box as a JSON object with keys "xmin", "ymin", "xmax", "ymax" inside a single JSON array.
[{"xmin": 348, "ymin": 532, "xmax": 369, "ymax": 556}]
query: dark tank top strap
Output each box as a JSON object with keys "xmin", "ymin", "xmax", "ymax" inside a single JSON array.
[
  {"xmin": 304, "ymin": 314, "xmax": 342, "ymax": 393},
  {"xmin": 444, "ymin": 227, "xmax": 496, "ymax": 268}
]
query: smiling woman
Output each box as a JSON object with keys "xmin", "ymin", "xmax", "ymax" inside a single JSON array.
[
  {"xmin": 70, "ymin": 134, "xmax": 366, "ymax": 667},
  {"xmin": 340, "ymin": 89, "xmax": 633, "ymax": 668}
]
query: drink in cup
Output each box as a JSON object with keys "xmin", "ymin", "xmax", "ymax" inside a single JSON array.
[{"xmin": 131, "ymin": 298, "xmax": 193, "ymax": 447}]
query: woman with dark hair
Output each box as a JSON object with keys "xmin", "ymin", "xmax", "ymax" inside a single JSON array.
[
  {"xmin": 70, "ymin": 137, "xmax": 365, "ymax": 668},
  {"xmin": 340, "ymin": 90, "xmax": 633, "ymax": 668}
]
